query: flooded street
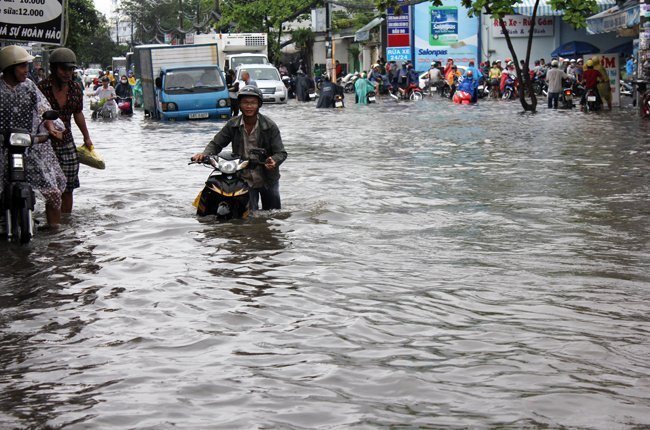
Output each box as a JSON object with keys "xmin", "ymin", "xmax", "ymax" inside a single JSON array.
[{"xmin": 1, "ymin": 96, "xmax": 649, "ymax": 429}]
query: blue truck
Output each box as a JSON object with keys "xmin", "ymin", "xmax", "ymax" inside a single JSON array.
[{"xmin": 134, "ymin": 43, "xmax": 231, "ymax": 121}]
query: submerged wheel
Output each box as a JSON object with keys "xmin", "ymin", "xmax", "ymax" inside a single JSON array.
[
  {"xmin": 10, "ymin": 208, "xmax": 31, "ymax": 244},
  {"xmin": 410, "ymin": 91, "xmax": 423, "ymax": 101},
  {"xmin": 19, "ymin": 207, "xmax": 32, "ymax": 244},
  {"xmin": 503, "ymin": 89, "xmax": 512, "ymax": 100}
]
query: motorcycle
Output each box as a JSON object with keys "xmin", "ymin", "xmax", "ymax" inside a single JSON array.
[
  {"xmin": 0, "ymin": 111, "xmax": 58, "ymax": 244},
  {"xmin": 559, "ymin": 87, "xmax": 574, "ymax": 109},
  {"xmin": 620, "ymin": 80, "xmax": 633, "ymax": 97},
  {"xmin": 476, "ymin": 77, "xmax": 490, "ymax": 99},
  {"xmin": 191, "ymin": 149, "xmax": 266, "ymax": 220},
  {"xmin": 116, "ymin": 97, "xmax": 133, "ymax": 116},
  {"xmin": 366, "ymin": 91, "xmax": 377, "ymax": 104},
  {"xmin": 341, "ymin": 72, "xmax": 359, "ymax": 93},
  {"xmin": 334, "ymin": 94, "xmax": 344, "ymax": 109},
  {"xmin": 584, "ymin": 88, "xmax": 601, "ymax": 112},
  {"xmin": 396, "ymin": 83, "xmax": 423, "ymax": 101},
  {"xmin": 502, "ymin": 76, "xmax": 517, "ymax": 100},
  {"xmin": 281, "ymin": 75, "xmax": 295, "ymax": 99},
  {"xmin": 90, "ymin": 96, "xmax": 117, "ymax": 120}
]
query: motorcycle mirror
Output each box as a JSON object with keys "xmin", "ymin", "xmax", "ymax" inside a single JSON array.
[{"xmin": 42, "ymin": 110, "xmax": 59, "ymax": 121}]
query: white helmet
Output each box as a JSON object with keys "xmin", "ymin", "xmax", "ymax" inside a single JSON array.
[{"xmin": 0, "ymin": 45, "xmax": 34, "ymax": 71}]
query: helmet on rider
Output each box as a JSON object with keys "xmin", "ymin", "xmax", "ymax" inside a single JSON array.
[
  {"xmin": 49, "ymin": 47, "xmax": 77, "ymax": 68},
  {"xmin": 237, "ymin": 85, "xmax": 263, "ymax": 107},
  {"xmin": 0, "ymin": 45, "xmax": 35, "ymax": 71},
  {"xmin": 466, "ymin": 70, "xmax": 473, "ymax": 77},
  {"xmin": 585, "ymin": 60, "xmax": 594, "ymax": 68},
  {"xmin": 551, "ymin": 59, "xmax": 559, "ymax": 67}
]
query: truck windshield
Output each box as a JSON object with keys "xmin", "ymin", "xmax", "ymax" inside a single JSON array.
[
  {"xmin": 231, "ymin": 56, "xmax": 269, "ymax": 70},
  {"xmin": 163, "ymin": 68, "xmax": 225, "ymax": 94}
]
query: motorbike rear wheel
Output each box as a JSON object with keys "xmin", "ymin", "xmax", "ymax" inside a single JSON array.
[
  {"xmin": 502, "ymin": 89, "xmax": 512, "ymax": 100},
  {"xmin": 10, "ymin": 207, "xmax": 32, "ymax": 244},
  {"xmin": 410, "ymin": 91, "xmax": 423, "ymax": 101}
]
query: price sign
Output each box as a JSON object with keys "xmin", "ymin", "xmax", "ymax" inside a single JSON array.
[{"xmin": 0, "ymin": 0, "xmax": 64, "ymax": 44}]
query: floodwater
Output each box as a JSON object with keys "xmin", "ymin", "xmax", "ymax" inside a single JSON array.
[{"xmin": 1, "ymin": 95, "xmax": 649, "ymax": 429}]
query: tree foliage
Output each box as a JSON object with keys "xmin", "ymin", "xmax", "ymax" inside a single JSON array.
[{"xmin": 66, "ymin": 0, "xmax": 124, "ymax": 67}]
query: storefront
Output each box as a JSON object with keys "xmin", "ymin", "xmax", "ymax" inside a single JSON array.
[{"xmin": 481, "ymin": 0, "xmax": 632, "ymax": 63}]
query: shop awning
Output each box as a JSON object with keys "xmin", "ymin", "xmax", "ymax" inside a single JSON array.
[
  {"xmin": 514, "ymin": 0, "xmax": 616, "ymax": 17},
  {"xmin": 586, "ymin": 1, "xmax": 640, "ymax": 35},
  {"xmin": 354, "ymin": 17, "xmax": 384, "ymax": 42}
]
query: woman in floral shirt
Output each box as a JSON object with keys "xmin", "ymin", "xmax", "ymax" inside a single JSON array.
[{"xmin": 0, "ymin": 45, "xmax": 66, "ymax": 227}]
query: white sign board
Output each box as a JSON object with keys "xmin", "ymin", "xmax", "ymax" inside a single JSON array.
[
  {"xmin": 583, "ymin": 54, "xmax": 620, "ymax": 107},
  {"xmin": 0, "ymin": 0, "xmax": 64, "ymax": 44},
  {"xmin": 493, "ymin": 15, "xmax": 554, "ymax": 38}
]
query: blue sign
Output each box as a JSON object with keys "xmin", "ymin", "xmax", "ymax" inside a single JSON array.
[{"xmin": 387, "ymin": 47, "xmax": 412, "ymax": 62}]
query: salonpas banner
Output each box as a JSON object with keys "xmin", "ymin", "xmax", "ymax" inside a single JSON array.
[
  {"xmin": 413, "ymin": 0, "xmax": 479, "ymax": 71},
  {"xmin": 0, "ymin": 0, "xmax": 64, "ymax": 45}
]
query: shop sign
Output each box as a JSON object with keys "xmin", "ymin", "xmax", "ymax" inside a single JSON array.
[{"xmin": 493, "ymin": 15, "xmax": 554, "ymax": 38}]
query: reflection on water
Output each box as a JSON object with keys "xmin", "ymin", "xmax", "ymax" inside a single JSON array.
[{"xmin": 0, "ymin": 98, "xmax": 649, "ymax": 429}]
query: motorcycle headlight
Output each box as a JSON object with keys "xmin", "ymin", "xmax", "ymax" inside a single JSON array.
[
  {"xmin": 218, "ymin": 159, "xmax": 239, "ymax": 174},
  {"xmin": 9, "ymin": 132, "xmax": 32, "ymax": 147}
]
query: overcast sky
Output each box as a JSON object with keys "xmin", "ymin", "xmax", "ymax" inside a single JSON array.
[{"xmin": 93, "ymin": 0, "xmax": 112, "ymax": 16}]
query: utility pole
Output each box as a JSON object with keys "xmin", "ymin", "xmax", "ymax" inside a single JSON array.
[
  {"xmin": 325, "ymin": 0, "xmax": 334, "ymax": 81},
  {"xmin": 178, "ymin": 0, "xmax": 184, "ymax": 44}
]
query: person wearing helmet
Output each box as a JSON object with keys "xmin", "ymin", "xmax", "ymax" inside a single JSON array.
[
  {"xmin": 427, "ymin": 61, "xmax": 443, "ymax": 94},
  {"xmin": 456, "ymin": 69, "xmax": 477, "ymax": 104},
  {"xmin": 37, "ymin": 47, "xmax": 94, "ymax": 215},
  {"xmin": 546, "ymin": 59, "xmax": 570, "ymax": 109},
  {"xmin": 580, "ymin": 59, "xmax": 603, "ymax": 109},
  {"xmin": 0, "ymin": 45, "xmax": 67, "ymax": 227},
  {"xmin": 463, "ymin": 60, "xmax": 483, "ymax": 102},
  {"xmin": 191, "ymin": 85, "xmax": 287, "ymax": 211},
  {"xmin": 591, "ymin": 56, "xmax": 611, "ymax": 110}
]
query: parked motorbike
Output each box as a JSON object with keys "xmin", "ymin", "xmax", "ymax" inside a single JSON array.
[
  {"xmin": 0, "ymin": 111, "xmax": 58, "ymax": 244},
  {"xmin": 281, "ymin": 75, "xmax": 295, "ymax": 99},
  {"xmin": 476, "ymin": 77, "xmax": 490, "ymax": 99},
  {"xmin": 191, "ymin": 149, "xmax": 266, "ymax": 220},
  {"xmin": 341, "ymin": 72, "xmax": 359, "ymax": 93},
  {"xmin": 396, "ymin": 83, "xmax": 423, "ymax": 101}
]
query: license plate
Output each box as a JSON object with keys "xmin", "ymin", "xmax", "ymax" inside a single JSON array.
[
  {"xmin": 587, "ymin": 96, "xmax": 596, "ymax": 102},
  {"xmin": 335, "ymin": 101, "xmax": 343, "ymax": 108},
  {"xmin": 368, "ymin": 96, "xmax": 376, "ymax": 102},
  {"xmin": 478, "ymin": 86, "xmax": 484, "ymax": 91},
  {"xmin": 189, "ymin": 112, "xmax": 209, "ymax": 119},
  {"xmin": 309, "ymin": 93, "xmax": 316, "ymax": 99}
]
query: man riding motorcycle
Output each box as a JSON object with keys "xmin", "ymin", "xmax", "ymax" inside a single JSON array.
[{"xmin": 191, "ymin": 86, "xmax": 287, "ymax": 211}]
